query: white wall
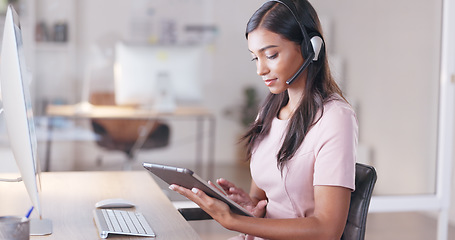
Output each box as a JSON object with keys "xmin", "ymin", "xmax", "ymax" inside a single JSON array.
[
  {"xmin": 311, "ymin": 0, "xmax": 441, "ymax": 195},
  {"xmin": 311, "ymin": 0, "xmax": 452, "ymax": 224}
]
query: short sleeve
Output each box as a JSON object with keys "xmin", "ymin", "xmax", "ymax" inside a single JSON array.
[{"xmin": 313, "ymin": 102, "xmax": 358, "ymax": 191}]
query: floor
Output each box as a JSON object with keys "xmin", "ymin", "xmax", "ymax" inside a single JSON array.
[{"xmin": 89, "ymin": 159, "xmax": 455, "ymax": 240}]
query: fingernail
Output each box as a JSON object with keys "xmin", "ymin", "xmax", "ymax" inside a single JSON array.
[
  {"xmin": 169, "ymin": 185, "xmax": 175, "ymax": 191},
  {"xmin": 192, "ymin": 188, "xmax": 199, "ymax": 194}
]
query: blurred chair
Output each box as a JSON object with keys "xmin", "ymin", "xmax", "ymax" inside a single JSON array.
[
  {"xmin": 90, "ymin": 92, "xmax": 170, "ymax": 169},
  {"xmin": 177, "ymin": 163, "xmax": 377, "ymax": 240}
]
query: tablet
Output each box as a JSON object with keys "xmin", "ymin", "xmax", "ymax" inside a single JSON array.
[{"xmin": 143, "ymin": 162, "xmax": 254, "ymax": 217}]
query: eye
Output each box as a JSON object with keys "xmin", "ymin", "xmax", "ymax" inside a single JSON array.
[
  {"xmin": 266, "ymin": 53, "xmax": 278, "ymax": 60},
  {"xmin": 251, "ymin": 56, "xmax": 258, "ymax": 62}
]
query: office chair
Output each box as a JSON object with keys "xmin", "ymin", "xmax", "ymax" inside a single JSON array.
[
  {"xmin": 89, "ymin": 92, "xmax": 170, "ymax": 169},
  {"xmin": 177, "ymin": 163, "xmax": 377, "ymax": 240},
  {"xmin": 341, "ymin": 163, "xmax": 377, "ymax": 240}
]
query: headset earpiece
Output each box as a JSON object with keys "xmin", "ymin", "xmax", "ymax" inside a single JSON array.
[{"xmin": 309, "ymin": 35, "xmax": 323, "ymax": 61}]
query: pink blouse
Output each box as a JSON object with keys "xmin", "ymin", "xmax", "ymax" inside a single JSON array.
[{"xmin": 250, "ymin": 98, "xmax": 358, "ymax": 225}]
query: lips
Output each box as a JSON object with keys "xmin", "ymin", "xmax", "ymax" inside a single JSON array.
[{"xmin": 264, "ymin": 78, "xmax": 277, "ymax": 86}]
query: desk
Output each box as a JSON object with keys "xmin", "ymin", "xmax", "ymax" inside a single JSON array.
[
  {"xmin": 46, "ymin": 104, "xmax": 212, "ymax": 119},
  {"xmin": 0, "ymin": 171, "xmax": 201, "ymax": 239},
  {"xmin": 45, "ymin": 104, "xmax": 216, "ymax": 177}
]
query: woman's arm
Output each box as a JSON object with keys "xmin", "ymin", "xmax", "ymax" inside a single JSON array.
[
  {"xmin": 171, "ymin": 184, "xmax": 350, "ymax": 240},
  {"xmin": 228, "ymin": 186, "xmax": 350, "ymax": 239}
]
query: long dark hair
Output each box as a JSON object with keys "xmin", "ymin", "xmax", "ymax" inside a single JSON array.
[{"xmin": 242, "ymin": 0, "xmax": 345, "ymax": 170}]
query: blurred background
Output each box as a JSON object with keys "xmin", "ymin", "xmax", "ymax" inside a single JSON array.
[{"xmin": 0, "ymin": 0, "xmax": 453, "ymax": 239}]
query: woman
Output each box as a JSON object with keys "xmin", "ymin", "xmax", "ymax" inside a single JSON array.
[{"xmin": 170, "ymin": 0, "xmax": 358, "ymax": 239}]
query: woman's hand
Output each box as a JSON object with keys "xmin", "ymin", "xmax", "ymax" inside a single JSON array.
[
  {"xmin": 211, "ymin": 178, "xmax": 267, "ymax": 218},
  {"xmin": 169, "ymin": 184, "xmax": 234, "ymax": 226}
]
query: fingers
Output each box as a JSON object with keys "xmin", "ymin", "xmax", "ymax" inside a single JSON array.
[
  {"xmin": 169, "ymin": 184, "xmax": 193, "ymax": 198},
  {"xmin": 216, "ymin": 178, "xmax": 236, "ymax": 190},
  {"xmin": 256, "ymin": 199, "xmax": 268, "ymax": 209},
  {"xmin": 208, "ymin": 180, "xmax": 217, "ymax": 188},
  {"xmin": 169, "ymin": 184, "xmax": 233, "ymax": 222},
  {"xmin": 216, "ymin": 178, "xmax": 238, "ymax": 193},
  {"xmin": 252, "ymin": 199, "xmax": 268, "ymax": 218},
  {"xmin": 217, "ymin": 178, "xmax": 247, "ymax": 196},
  {"xmin": 169, "ymin": 185, "xmax": 202, "ymax": 204},
  {"xmin": 212, "ymin": 179, "xmax": 254, "ymax": 208},
  {"xmin": 208, "ymin": 180, "xmax": 227, "ymax": 195},
  {"xmin": 226, "ymin": 194, "xmax": 250, "ymax": 204},
  {"xmin": 226, "ymin": 187, "xmax": 248, "ymax": 196},
  {"xmin": 169, "ymin": 184, "xmax": 213, "ymax": 207}
]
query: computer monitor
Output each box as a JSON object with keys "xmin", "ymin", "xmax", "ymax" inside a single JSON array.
[
  {"xmin": 114, "ymin": 43, "xmax": 204, "ymax": 112},
  {"xmin": 0, "ymin": 5, "xmax": 52, "ymax": 235}
]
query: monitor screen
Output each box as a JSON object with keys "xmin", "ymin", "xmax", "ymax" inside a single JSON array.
[
  {"xmin": 114, "ymin": 43, "xmax": 204, "ymax": 111},
  {"xmin": 0, "ymin": 5, "xmax": 52, "ymax": 235}
]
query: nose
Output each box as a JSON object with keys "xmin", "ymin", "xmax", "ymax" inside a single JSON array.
[{"xmin": 256, "ymin": 59, "xmax": 269, "ymax": 76}]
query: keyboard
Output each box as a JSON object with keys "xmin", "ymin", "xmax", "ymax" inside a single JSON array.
[{"xmin": 93, "ymin": 209, "xmax": 156, "ymax": 239}]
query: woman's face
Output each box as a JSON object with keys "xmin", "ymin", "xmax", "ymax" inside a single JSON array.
[{"xmin": 247, "ymin": 28, "xmax": 305, "ymax": 94}]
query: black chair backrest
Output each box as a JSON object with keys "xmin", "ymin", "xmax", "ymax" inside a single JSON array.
[{"xmin": 341, "ymin": 163, "xmax": 377, "ymax": 240}]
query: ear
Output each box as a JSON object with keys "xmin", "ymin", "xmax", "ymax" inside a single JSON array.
[{"xmin": 310, "ymin": 35, "xmax": 324, "ymax": 61}]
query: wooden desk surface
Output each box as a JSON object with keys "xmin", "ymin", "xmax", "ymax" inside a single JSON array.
[
  {"xmin": 46, "ymin": 104, "xmax": 212, "ymax": 119},
  {"xmin": 0, "ymin": 171, "xmax": 201, "ymax": 240}
]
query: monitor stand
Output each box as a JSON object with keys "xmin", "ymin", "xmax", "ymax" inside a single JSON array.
[
  {"xmin": 0, "ymin": 178, "xmax": 53, "ymax": 235},
  {"xmin": 30, "ymin": 218, "xmax": 52, "ymax": 235}
]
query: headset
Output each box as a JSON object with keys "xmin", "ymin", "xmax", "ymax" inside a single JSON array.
[{"xmin": 266, "ymin": 0, "xmax": 324, "ymax": 85}]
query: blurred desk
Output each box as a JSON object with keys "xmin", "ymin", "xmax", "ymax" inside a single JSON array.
[
  {"xmin": 45, "ymin": 104, "xmax": 216, "ymax": 176},
  {"xmin": 0, "ymin": 171, "xmax": 201, "ymax": 239},
  {"xmin": 46, "ymin": 104, "xmax": 212, "ymax": 119}
]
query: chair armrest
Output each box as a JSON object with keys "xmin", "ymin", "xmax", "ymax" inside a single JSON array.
[
  {"xmin": 177, "ymin": 207, "xmax": 213, "ymax": 221},
  {"xmin": 173, "ymin": 201, "xmax": 213, "ymax": 221}
]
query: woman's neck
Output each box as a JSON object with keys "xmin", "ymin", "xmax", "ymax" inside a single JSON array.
[
  {"xmin": 279, "ymin": 82, "xmax": 305, "ymax": 120},
  {"xmin": 278, "ymin": 104, "xmax": 292, "ymax": 120}
]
